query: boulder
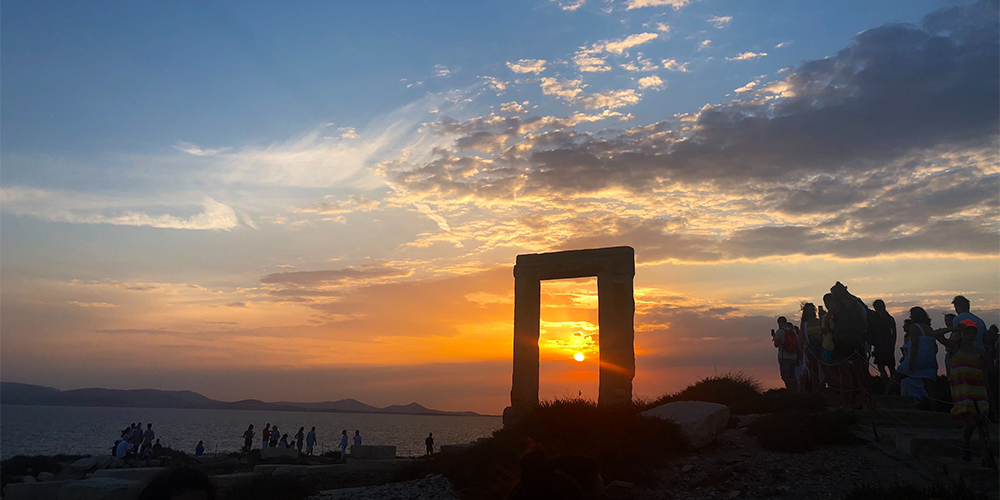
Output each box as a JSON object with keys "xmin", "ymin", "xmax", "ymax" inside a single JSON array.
[
  {"xmin": 37, "ymin": 472, "xmax": 57, "ymax": 482},
  {"xmin": 642, "ymin": 401, "xmax": 730, "ymax": 449},
  {"xmin": 271, "ymin": 466, "xmax": 308, "ymax": 477},
  {"xmin": 259, "ymin": 447, "xmax": 299, "ymax": 460},
  {"xmin": 57, "ymin": 478, "xmax": 141, "ymax": 500},
  {"xmin": 93, "ymin": 468, "xmax": 165, "ymax": 484},
  {"xmin": 349, "ymin": 445, "xmax": 396, "ymax": 459},
  {"xmin": 3, "ymin": 480, "xmax": 73, "ymax": 500},
  {"xmin": 69, "ymin": 458, "xmax": 98, "ymax": 472}
]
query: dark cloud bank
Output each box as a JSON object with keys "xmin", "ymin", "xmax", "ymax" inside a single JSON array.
[{"xmin": 395, "ymin": 0, "xmax": 999, "ymax": 262}]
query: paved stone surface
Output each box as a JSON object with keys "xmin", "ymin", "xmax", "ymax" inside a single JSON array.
[{"xmin": 310, "ymin": 474, "xmax": 458, "ymax": 500}]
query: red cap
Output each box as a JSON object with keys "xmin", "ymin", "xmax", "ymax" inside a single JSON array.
[{"xmin": 958, "ymin": 319, "xmax": 978, "ymax": 330}]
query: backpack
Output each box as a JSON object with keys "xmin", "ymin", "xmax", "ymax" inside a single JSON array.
[
  {"xmin": 781, "ymin": 328, "xmax": 799, "ymax": 354},
  {"xmin": 834, "ymin": 299, "xmax": 866, "ymax": 351}
]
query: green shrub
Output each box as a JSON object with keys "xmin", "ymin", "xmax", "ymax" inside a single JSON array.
[
  {"xmin": 746, "ymin": 410, "xmax": 859, "ymax": 452},
  {"xmin": 428, "ymin": 399, "xmax": 688, "ymax": 500},
  {"xmin": 645, "ymin": 370, "xmax": 766, "ymax": 414}
]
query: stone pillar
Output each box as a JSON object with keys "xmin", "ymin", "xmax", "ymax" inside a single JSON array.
[
  {"xmin": 597, "ymin": 271, "xmax": 635, "ymax": 406},
  {"xmin": 508, "ymin": 269, "xmax": 540, "ymax": 416}
]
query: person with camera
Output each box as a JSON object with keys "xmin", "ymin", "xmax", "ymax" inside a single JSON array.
[{"xmin": 772, "ymin": 316, "xmax": 800, "ymax": 392}]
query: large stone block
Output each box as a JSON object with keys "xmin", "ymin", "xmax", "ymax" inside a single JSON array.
[
  {"xmin": 642, "ymin": 401, "xmax": 730, "ymax": 449},
  {"xmin": 271, "ymin": 466, "xmax": 309, "ymax": 477},
  {"xmin": 260, "ymin": 447, "xmax": 299, "ymax": 460},
  {"xmin": 3, "ymin": 480, "xmax": 73, "ymax": 500},
  {"xmin": 69, "ymin": 457, "xmax": 115, "ymax": 472},
  {"xmin": 57, "ymin": 478, "xmax": 141, "ymax": 500},
  {"xmin": 93, "ymin": 468, "xmax": 165, "ymax": 484},
  {"xmin": 349, "ymin": 445, "xmax": 396, "ymax": 459},
  {"xmin": 210, "ymin": 472, "xmax": 255, "ymax": 489}
]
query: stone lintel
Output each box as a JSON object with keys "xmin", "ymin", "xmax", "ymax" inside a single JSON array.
[{"xmin": 514, "ymin": 246, "xmax": 634, "ymax": 281}]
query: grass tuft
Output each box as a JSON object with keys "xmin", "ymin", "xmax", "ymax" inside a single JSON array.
[{"xmin": 745, "ymin": 409, "xmax": 859, "ymax": 452}]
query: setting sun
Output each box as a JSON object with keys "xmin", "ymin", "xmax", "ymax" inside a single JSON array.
[{"xmin": 574, "ymin": 353, "xmax": 585, "ymax": 362}]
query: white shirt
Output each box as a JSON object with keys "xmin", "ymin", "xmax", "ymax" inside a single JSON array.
[{"xmin": 116, "ymin": 440, "xmax": 134, "ymax": 458}]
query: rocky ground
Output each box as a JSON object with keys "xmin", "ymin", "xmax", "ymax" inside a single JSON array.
[
  {"xmin": 604, "ymin": 428, "xmax": 936, "ymax": 500},
  {"xmin": 309, "ymin": 474, "xmax": 459, "ymax": 500}
]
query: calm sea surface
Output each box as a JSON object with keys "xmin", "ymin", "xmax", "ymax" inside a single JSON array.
[{"xmin": 0, "ymin": 405, "xmax": 502, "ymax": 460}]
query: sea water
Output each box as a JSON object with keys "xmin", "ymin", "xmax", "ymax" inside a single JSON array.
[{"xmin": 0, "ymin": 405, "xmax": 501, "ymax": 459}]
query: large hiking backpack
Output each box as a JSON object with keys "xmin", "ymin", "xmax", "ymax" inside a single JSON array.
[
  {"xmin": 834, "ymin": 299, "xmax": 866, "ymax": 354},
  {"xmin": 781, "ymin": 327, "xmax": 799, "ymax": 354}
]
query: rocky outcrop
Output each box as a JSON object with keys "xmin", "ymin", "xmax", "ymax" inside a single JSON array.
[
  {"xmin": 350, "ymin": 445, "xmax": 395, "ymax": 459},
  {"xmin": 310, "ymin": 474, "xmax": 458, "ymax": 500},
  {"xmin": 642, "ymin": 401, "xmax": 730, "ymax": 449},
  {"xmin": 56, "ymin": 477, "xmax": 141, "ymax": 500}
]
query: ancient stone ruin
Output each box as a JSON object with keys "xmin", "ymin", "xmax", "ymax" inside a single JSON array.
[{"xmin": 503, "ymin": 246, "xmax": 635, "ymax": 425}]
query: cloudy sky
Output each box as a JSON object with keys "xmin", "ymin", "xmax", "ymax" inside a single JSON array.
[{"xmin": 2, "ymin": 0, "xmax": 997, "ymax": 414}]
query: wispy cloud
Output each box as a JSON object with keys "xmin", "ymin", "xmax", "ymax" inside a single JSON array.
[
  {"xmin": 727, "ymin": 51, "xmax": 767, "ymax": 61},
  {"xmin": 1, "ymin": 188, "xmax": 243, "ymax": 230},
  {"xmin": 638, "ymin": 75, "xmax": 665, "ymax": 89},
  {"xmin": 708, "ymin": 16, "xmax": 732, "ymax": 28},
  {"xmin": 573, "ymin": 32, "xmax": 659, "ymax": 72},
  {"xmin": 661, "ymin": 58, "xmax": 690, "ymax": 72},
  {"xmin": 626, "ymin": 0, "xmax": 698, "ymax": 10},
  {"xmin": 551, "ymin": 0, "xmax": 586, "ymax": 11},
  {"xmin": 506, "ymin": 59, "xmax": 548, "ymax": 74}
]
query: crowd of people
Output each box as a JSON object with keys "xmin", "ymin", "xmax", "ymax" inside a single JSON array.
[
  {"xmin": 772, "ymin": 283, "xmax": 998, "ymax": 467},
  {"xmin": 112, "ymin": 422, "xmax": 161, "ymax": 460}
]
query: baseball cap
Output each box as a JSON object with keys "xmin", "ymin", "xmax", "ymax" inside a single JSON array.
[{"xmin": 958, "ymin": 319, "xmax": 978, "ymax": 330}]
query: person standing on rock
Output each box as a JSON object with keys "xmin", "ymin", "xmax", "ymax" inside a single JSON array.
[
  {"xmin": 141, "ymin": 423, "xmax": 155, "ymax": 456},
  {"xmin": 269, "ymin": 426, "xmax": 280, "ymax": 447},
  {"xmin": 772, "ymin": 317, "xmax": 799, "ymax": 392},
  {"xmin": 306, "ymin": 426, "xmax": 317, "ymax": 456},
  {"xmin": 242, "ymin": 424, "xmax": 254, "ymax": 454},
  {"xmin": 425, "ymin": 433, "xmax": 434, "ymax": 455},
  {"xmin": 294, "ymin": 427, "xmax": 305, "ymax": 454},
  {"xmin": 262, "ymin": 423, "xmax": 271, "ymax": 450},
  {"xmin": 339, "ymin": 430, "xmax": 349, "ymax": 459}
]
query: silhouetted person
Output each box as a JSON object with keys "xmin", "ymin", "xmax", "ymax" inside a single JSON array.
[
  {"xmin": 953, "ymin": 295, "xmax": 987, "ymax": 348},
  {"xmin": 353, "ymin": 429, "xmax": 362, "ymax": 446},
  {"xmin": 340, "ymin": 430, "xmax": 349, "ymax": 458},
  {"xmin": 800, "ymin": 302, "xmax": 823, "ymax": 393},
  {"xmin": 269, "ymin": 426, "xmax": 279, "ymax": 447},
  {"xmin": 425, "ymin": 433, "xmax": 434, "ymax": 455},
  {"xmin": 152, "ymin": 439, "xmax": 163, "ymax": 453},
  {"xmin": 772, "ymin": 316, "xmax": 799, "ymax": 391},
  {"xmin": 141, "ymin": 423, "xmax": 155, "ymax": 455},
  {"xmin": 886, "ymin": 307, "xmax": 937, "ymax": 403},
  {"xmin": 242, "ymin": 424, "xmax": 254, "ymax": 454},
  {"xmin": 294, "ymin": 427, "xmax": 305, "ymax": 454},
  {"xmin": 870, "ymin": 300, "xmax": 897, "ymax": 379},
  {"xmin": 262, "ymin": 423, "xmax": 271, "ymax": 449},
  {"xmin": 116, "ymin": 435, "xmax": 134, "ymax": 459},
  {"xmin": 830, "ymin": 282, "xmax": 867, "ymax": 406},
  {"xmin": 306, "ymin": 427, "xmax": 317, "ymax": 456},
  {"xmin": 195, "ymin": 440, "xmax": 205, "ymax": 456},
  {"xmin": 136, "ymin": 466, "xmax": 216, "ymax": 500}
]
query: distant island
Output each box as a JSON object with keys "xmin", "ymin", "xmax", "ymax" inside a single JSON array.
[{"xmin": 0, "ymin": 382, "xmax": 487, "ymax": 417}]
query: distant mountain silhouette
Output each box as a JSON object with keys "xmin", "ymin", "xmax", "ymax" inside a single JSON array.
[{"xmin": 0, "ymin": 382, "xmax": 484, "ymax": 417}]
